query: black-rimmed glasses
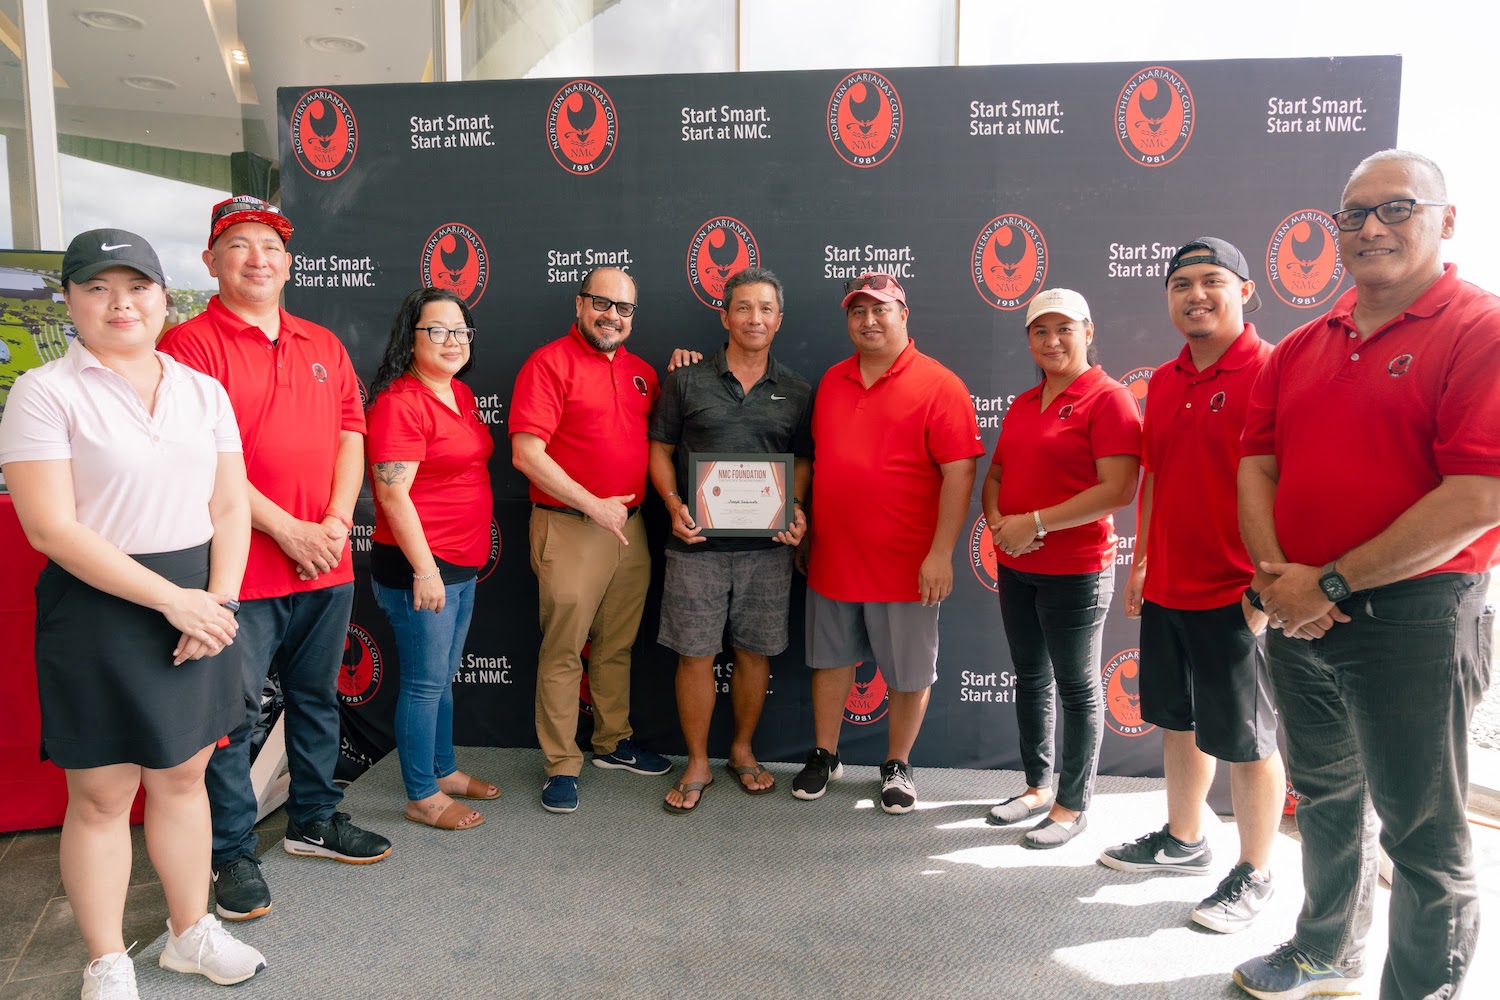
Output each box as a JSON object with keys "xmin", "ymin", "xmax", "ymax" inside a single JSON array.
[
  {"xmin": 579, "ymin": 293, "xmax": 636, "ymax": 318},
  {"xmin": 416, "ymin": 325, "xmax": 476, "ymax": 345},
  {"xmin": 1331, "ymin": 198, "xmax": 1446, "ymax": 232}
]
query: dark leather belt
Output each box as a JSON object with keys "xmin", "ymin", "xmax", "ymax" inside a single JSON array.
[{"xmin": 534, "ymin": 503, "xmax": 641, "ymax": 519}]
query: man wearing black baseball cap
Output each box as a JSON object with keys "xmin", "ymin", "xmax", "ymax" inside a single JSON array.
[
  {"xmin": 159, "ymin": 196, "xmax": 389, "ymax": 924},
  {"xmin": 1097, "ymin": 236, "xmax": 1286, "ymax": 938}
]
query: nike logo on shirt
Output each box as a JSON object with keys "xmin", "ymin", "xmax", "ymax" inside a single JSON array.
[{"xmin": 771, "ymin": 394, "xmax": 787, "ymax": 400}]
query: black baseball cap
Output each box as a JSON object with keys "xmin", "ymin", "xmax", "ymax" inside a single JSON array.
[
  {"xmin": 60, "ymin": 229, "xmax": 166, "ymax": 287},
  {"xmin": 1165, "ymin": 237, "xmax": 1262, "ymax": 313}
]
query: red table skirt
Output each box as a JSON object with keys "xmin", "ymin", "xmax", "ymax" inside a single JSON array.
[{"xmin": 1, "ymin": 494, "xmax": 145, "ymax": 832}]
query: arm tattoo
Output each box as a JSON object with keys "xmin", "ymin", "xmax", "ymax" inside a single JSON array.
[{"xmin": 373, "ymin": 461, "xmax": 410, "ymax": 486}]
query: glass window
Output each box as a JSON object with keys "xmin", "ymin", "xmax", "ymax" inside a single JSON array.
[{"xmin": 464, "ymin": 0, "xmax": 735, "ymax": 80}]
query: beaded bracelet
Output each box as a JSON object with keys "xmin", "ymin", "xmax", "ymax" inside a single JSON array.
[{"xmin": 413, "ymin": 570, "xmax": 441, "ymax": 581}]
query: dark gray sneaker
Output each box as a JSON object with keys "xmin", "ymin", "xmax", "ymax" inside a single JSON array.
[
  {"xmin": 1097, "ymin": 825, "xmax": 1212, "ymax": 874},
  {"xmin": 211, "ymin": 854, "xmax": 271, "ymax": 922},
  {"xmin": 791, "ymin": 747, "xmax": 843, "ymax": 800},
  {"xmin": 282, "ymin": 812, "xmax": 391, "ymax": 864},
  {"xmin": 1192, "ymin": 862, "xmax": 1274, "ymax": 934}
]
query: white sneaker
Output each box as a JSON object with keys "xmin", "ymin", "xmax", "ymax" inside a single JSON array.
[
  {"xmin": 81, "ymin": 949, "xmax": 138, "ymax": 999},
  {"xmin": 158, "ymin": 913, "xmax": 266, "ymax": 985}
]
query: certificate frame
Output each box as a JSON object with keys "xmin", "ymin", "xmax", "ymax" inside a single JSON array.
[{"xmin": 687, "ymin": 452, "xmax": 794, "ymax": 538}]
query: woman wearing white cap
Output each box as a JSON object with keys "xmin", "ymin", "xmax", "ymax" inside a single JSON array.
[
  {"xmin": 979, "ymin": 288, "xmax": 1142, "ymax": 848},
  {"xmin": 0, "ymin": 230, "xmax": 266, "ymax": 997}
]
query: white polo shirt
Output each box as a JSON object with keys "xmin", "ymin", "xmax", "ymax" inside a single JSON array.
[{"xmin": 0, "ymin": 339, "xmax": 242, "ymax": 554}]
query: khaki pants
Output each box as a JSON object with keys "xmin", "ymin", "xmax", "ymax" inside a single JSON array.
[{"xmin": 529, "ymin": 507, "xmax": 650, "ymax": 776}]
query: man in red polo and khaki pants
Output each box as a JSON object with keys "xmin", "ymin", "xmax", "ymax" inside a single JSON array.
[
  {"xmin": 510, "ymin": 267, "xmax": 673, "ymax": 814},
  {"xmin": 793, "ymin": 271, "xmax": 982, "ymax": 814}
]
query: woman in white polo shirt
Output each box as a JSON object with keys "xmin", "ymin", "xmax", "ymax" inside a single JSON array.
[{"xmin": 0, "ymin": 231, "xmax": 266, "ymax": 999}]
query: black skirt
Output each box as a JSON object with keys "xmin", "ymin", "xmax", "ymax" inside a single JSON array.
[{"xmin": 34, "ymin": 542, "xmax": 245, "ymax": 770}]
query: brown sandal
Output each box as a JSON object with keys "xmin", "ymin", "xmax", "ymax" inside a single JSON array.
[
  {"xmin": 405, "ymin": 800, "xmax": 485, "ymax": 830},
  {"xmin": 446, "ymin": 776, "xmax": 501, "ymax": 800},
  {"xmin": 727, "ymin": 763, "xmax": 776, "ymax": 796}
]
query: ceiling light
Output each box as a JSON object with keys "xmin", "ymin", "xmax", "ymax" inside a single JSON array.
[
  {"xmin": 231, "ymin": 49, "xmax": 247, "ymax": 64},
  {"xmin": 122, "ymin": 74, "xmax": 177, "ymax": 91},
  {"xmin": 305, "ymin": 34, "xmax": 366, "ymax": 55},
  {"xmin": 76, "ymin": 9, "xmax": 145, "ymax": 31}
]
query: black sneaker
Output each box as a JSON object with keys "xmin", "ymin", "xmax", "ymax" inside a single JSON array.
[
  {"xmin": 879, "ymin": 759, "xmax": 916, "ymax": 814},
  {"xmin": 1097, "ymin": 824, "xmax": 1212, "ymax": 874},
  {"xmin": 1192, "ymin": 862, "xmax": 1274, "ymax": 934},
  {"xmin": 791, "ymin": 748, "xmax": 843, "ymax": 800},
  {"xmin": 211, "ymin": 854, "xmax": 271, "ymax": 922},
  {"xmin": 282, "ymin": 812, "xmax": 392, "ymax": 864}
]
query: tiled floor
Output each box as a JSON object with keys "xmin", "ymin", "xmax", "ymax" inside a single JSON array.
[{"xmin": 0, "ymin": 810, "xmax": 286, "ymax": 999}]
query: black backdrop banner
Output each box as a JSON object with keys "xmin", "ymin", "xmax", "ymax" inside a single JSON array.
[{"xmin": 275, "ymin": 57, "xmax": 1400, "ymax": 781}]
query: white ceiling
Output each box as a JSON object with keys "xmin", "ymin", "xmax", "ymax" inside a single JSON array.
[{"xmin": 2, "ymin": 0, "xmax": 435, "ymax": 158}]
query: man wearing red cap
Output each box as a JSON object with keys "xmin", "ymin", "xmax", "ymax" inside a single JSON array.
[
  {"xmin": 793, "ymin": 271, "xmax": 983, "ymax": 813},
  {"xmin": 159, "ymin": 196, "xmax": 390, "ymax": 926}
]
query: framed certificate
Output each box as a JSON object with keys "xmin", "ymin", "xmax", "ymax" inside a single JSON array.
[{"xmin": 687, "ymin": 453, "xmax": 794, "ymax": 537}]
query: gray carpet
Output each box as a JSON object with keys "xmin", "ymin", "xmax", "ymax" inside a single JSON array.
[{"xmin": 129, "ymin": 748, "xmax": 1408, "ymax": 999}]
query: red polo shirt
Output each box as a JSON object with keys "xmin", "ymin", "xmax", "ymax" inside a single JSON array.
[
  {"xmin": 508, "ymin": 325, "xmax": 658, "ymax": 507},
  {"xmin": 367, "ymin": 374, "xmax": 495, "ymax": 567},
  {"xmin": 159, "ymin": 296, "xmax": 365, "ymax": 599},
  {"xmin": 1142, "ymin": 326, "xmax": 1272, "ymax": 609},
  {"xmin": 992, "ymin": 365, "xmax": 1142, "ymax": 575},
  {"xmin": 1242, "ymin": 265, "xmax": 1500, "ymax": 575},
  {"xmin": 808, "ymin": 342, "xmax": 983, "ymax": 603}
]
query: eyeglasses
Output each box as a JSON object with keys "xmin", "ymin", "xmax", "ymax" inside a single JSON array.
[
  {"xmin": 579, "ymin": 293, "xmax": 636, "ymax": 318},
  {"xmin": 843, "ymin": 273, "xmax": 900, "ymax": 295},
  {"xmin": 1330, "ymin": 198, "xmax": 1447, "ymax": 232},
  {"xmin": 416, "ymin": 325, "xmax": 475, "ymax": 345}
]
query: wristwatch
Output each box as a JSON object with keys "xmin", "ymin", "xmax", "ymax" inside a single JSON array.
[
  {"xmin": 1031, "ymin": 510, "xmax": 1048, "ymax": 537},
  {"xmin": 1318, "ymin": 561, "xmax": 1352, "ymax": 602},
  {"xmin": 1243, "ymin": 587, "xmax": 1264, "ymax": 611}
]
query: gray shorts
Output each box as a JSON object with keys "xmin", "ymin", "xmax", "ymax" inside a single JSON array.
[
  {"xmin": 804, "ymin": 588, "xmax": 940, "ymax": 692},
  {"xmin": 657, "ymin": 546, "xmax": 795, "ymax": 657}
]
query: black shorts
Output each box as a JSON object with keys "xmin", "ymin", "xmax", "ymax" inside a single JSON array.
[{"xmin": 1138, "ymin": 600, "xmax": 1278, "ymax": 763}]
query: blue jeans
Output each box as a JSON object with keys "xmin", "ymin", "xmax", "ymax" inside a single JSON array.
[
  {"xmin": 372, "ymin": 578, "xmax": 477, "ymax": 800},
  {"xmin": 1268, "ymin": 572, "xmax": 1492, "ymax": 998},
  {"xmin": 996, "ymin": 565, "xmax": 1114, "ymax": 813},
  {"xmin": 205, "ymin": 584, "xmax": 354, "ymax": 864}
]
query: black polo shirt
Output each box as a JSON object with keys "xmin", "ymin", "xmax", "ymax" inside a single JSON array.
[{"xmin": 649, "ymin": 346, "xmax": 813, "ymax": 551}]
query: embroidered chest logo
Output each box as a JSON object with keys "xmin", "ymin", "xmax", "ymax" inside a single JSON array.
[
  {"xmin": 1209, "ymin": 390, "xmax": 1226, "ymax": 412},
  {"xmin": 632, "ymin": 375, "xmax": 649, "ymax": 396},
  {"xmin": 1388, "ymin": 354, "xmax": 1414, "ymax": 377},
  {"xmin": 311, "ymin": 363, "xmax": 328, "ymax": 382},
  {"xmin": 1057, "ymin": 403, "xmax": 1075, "ymax": 419}
]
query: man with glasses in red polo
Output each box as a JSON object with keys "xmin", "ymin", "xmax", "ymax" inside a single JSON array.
[
  {"xmin": 1233, "ymin": 150, "xmax": 1500, "ymax": 1000},
  {"xmin": 159, "ymin": 196, "xmax": 391, "ymax": 926},
  {"xmin": 510, "ymin": 267, "xmax": 674, "ymax": 814},
  {"xmin": 793, "ymin": 271, "xmax": 982, "ymax": 814}
]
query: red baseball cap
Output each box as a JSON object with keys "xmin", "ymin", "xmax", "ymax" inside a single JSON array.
[{"xmin": 208, "ymin": 195, "xmax": 294, "ymax": 248}]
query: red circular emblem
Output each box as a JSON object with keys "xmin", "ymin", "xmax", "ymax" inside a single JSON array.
[
  {"xmin": 290, "ymin": 89, "xmax": 358, "ymax": 180},
  {"xmin": 844, "ymin": 661, "xmax": 890, "ymax": 725},
  {"xmin": 1115, "ymin": 66, "xmax": 1194, "ymax": 167},
  {"xmin": 338, "ymin": 623, "xmax": 383, "ymax": 707},
  {"xmin": 547, "ymin": 80, "xmax": 618, "ymax": 174},
  {"xmin": 972, "ymin": 215, "xmax": 1047, "ymax": 310},
  {"xmin": 420, "ymin": 223, "xmax": 489, "ymax": 308},
  {"xmin": 686, "ymin": 216, "xmax": 760, "ymax": 310},
  {"xmin": 827, "ymin": 71, "xmax": 902, "ymax": 168},
  {"xmin": 969, "ymin": 515, "xmax": 998, "ymax": 593},
  {"xmin": 1266, "ymin": 210, "xmax": 1345, "ymax": 309},
  {"xmin": 1101, "ymin": 648, "xmax": 1154, "ymax": 737}
]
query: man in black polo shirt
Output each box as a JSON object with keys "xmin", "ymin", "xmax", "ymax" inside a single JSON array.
[{"xmin": 649, "ymin": 267, "xmax": 813, "ymax": 814}]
